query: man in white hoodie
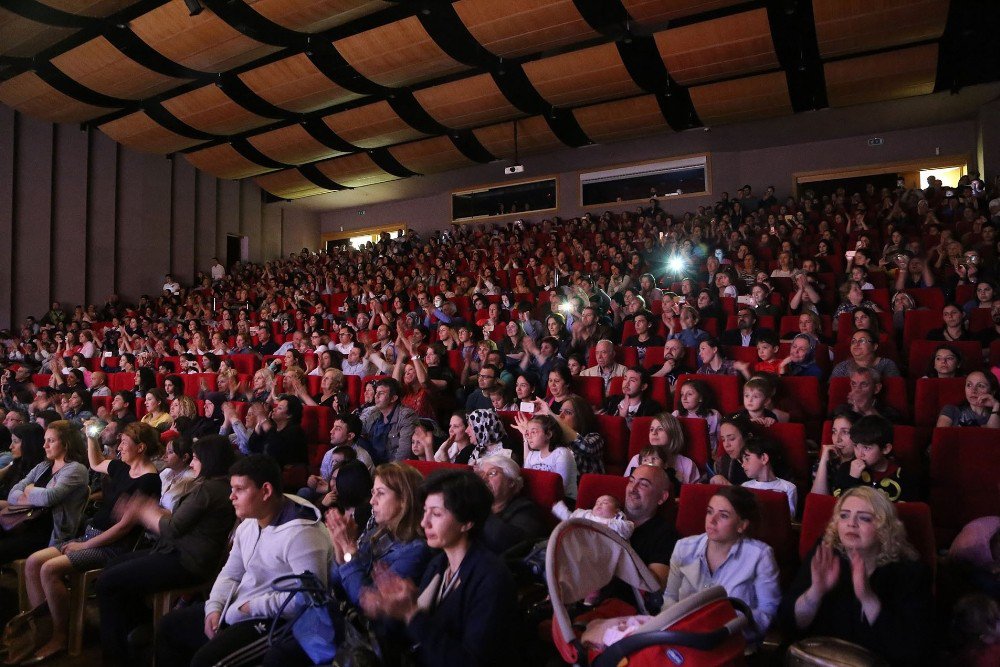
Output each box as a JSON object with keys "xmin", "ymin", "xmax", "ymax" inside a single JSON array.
[{"xmin": 156, "ymin": 454, "xmax": 333, "ymax": 667}]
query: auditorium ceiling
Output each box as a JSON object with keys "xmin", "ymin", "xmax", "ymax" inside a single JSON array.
[{"xmin": 2, "ymin": 0, "xmax": 997, "ymax": 203}]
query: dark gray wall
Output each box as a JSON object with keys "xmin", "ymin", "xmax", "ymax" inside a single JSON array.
[
  {"xmin": 319, "ymin": 85, "xmax": 998, "ymax": 235},
  {"xmin": 0, "ymin": 105, "xmax": 321, "ymax": 329}
]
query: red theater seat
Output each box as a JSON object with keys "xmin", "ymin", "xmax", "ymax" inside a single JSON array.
[
  {"xmin": 902, "ymin": 310, "xmax": 943, "ymax": 351},
  {"xmin": 908, "ymin": 340, "xmax": 982, "ymax": 380},
  {"xmin": 761, "ymin": 422, "xmax": 809, "ymax": 494},
  {"xmin": 929, "ymin": 428, "xmax": 1000, "ymax": 545},
  {"xmin": 574, "ymin": 376, "xmax": 606, "ymax": 408},
  {"xmin": 913, "ymin": 377, "xmax": 966, "ymax": 428},
  {"xmin": 627, "ymin": 416, "xmax": 711, "ymax": 474},
  {"xmin": 595, "ymin": 414, "xmax": 629, "ymax": 476}
]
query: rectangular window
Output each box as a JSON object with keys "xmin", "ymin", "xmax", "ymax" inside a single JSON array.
[
  {"xmin": 580, "ymin": 154, "xmax": 709, "ymax": 207},
  {"xmin": 451, "ymin": 178, "xmax": 557, "ymax": 222}
]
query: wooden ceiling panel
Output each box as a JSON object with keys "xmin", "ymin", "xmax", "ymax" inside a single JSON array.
[
  {"xmin": 0, "ymin": 71, "xmax": 108, "ymax": 123},
  {"xmin": 323, "ymin": 100, "xmax": 428, "ymax": 149},
  {"xmin": 257, "ymin": 169, "xmax": 332, "ymax": 199},
  {"xmin": 825, "ymin": 44, "xmax": 938, "ymax": 108},
  {"xmin": 573, "ymin": 95, "xmax": 671, "ymax": 144},
  {"xmin": 99, "ymin": 111, "xmax": 205, "ymax": 153},
  {"xmin": 622, "ymin": 0, "xmax": 746, "ymax": 27},
  {"xmin": 334, "ymin": 16, "xmax": 466, "ymax": 88},
  {"xmin": 413, "ymin": 73, "xmax": 522, "ymax": 129},
  {"xmin": 238, "ymin": 53, "xmax": 364, "ymax": 114},
  {"xmin": 523, "ymin": 43, "xmax": 642, "ymax": 108},
  {"xmin": 0, "ymin": 9, "xmax": 76, "ymax": 58},
  {"xmin": 472, "ymin": 116, "xmax": 563, "ymax": 161},
  {"xmin": 453, "ymin": 0, "xmax": 599, "ymax": 59},
  {"xmin": 388, "ymin": 135, "xmax": 474, "ymax": 174},
  {"xmin": 689, "ymin": 71, "xmax": 792, "ymax": 126},
  {"xmin": 161, "ymin": 85, "xmax": 271, "ymax": 136},
  {"xmin": 655, "ymin": 9, "xmax": 779, "ymax": 85},
  {"xmin": 247, "ymin": 124, "xmax": 345, "ymax": 165},
  {"xmin": 52, "ymin": 36, "xmax": 189, "ymax": 100},
  {"xmin": 37, "ymin": 0, "xmax": 139, "ymax": 17},
  {"xmin": 184, "ymin": 143, "xmax": 274, "ymax": 180},
  {"xmin": 814, "ymin": 0, "xmax": 950, "ymax": 58},
  {"xmin": 251, "ymin": 0, "xmax": 391, "ymax": 33},
  {"xmin": 129, "ymin": 2, "xmax": 280, "ymax": 73},
  {"xmin": 316, "ymin": 152, "xmax": 400, "ymax": 188}
]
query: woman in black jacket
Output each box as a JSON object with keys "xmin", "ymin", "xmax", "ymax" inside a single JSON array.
[
  {"xmin": 362, "ymin": 469, "xmax": 523, "ymax": 667},
  {"xmin": 96, "ymin": 435, "xmax": 238, "ymax": 666}
]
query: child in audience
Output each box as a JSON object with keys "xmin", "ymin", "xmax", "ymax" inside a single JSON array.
[
  {"xmin": 740, "ymin": 437, "xmax": 797, "ymax": 516},
  {"xmin": 831, "ymin": 414, "xmax": 910, "ymax": 502},
  {"xmin": 731, "ymin": 377, "xmax": 779, "ymax": 427},
  {"xmin": 672, "ymin": 378, "xmax": 721, "ymax": 456},
  {"xmin": 811, "ymin": 409, "xmax": 861, "ymax": 495},
  {"xmin": 552, "ymin": 494, "xmax": 634, "ymax": 539},
  {"xmin": 736, "ymin": 331, "xmax": 783, "ymax": 378},
  {"xmin": 709, "ymin": 417, "xmax": 752, "ymax": 486}
]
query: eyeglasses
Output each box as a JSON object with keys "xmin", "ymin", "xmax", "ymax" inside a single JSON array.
[
  {"xmin": 850, "ymin": 339, "xmax": 874, "ymax": 345},
  {"xmin": 479, "ymin": 373, "xmax": 496, "ymax": 380}
]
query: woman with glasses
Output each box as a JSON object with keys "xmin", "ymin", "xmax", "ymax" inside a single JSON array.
[{"xmin": 830, "ymin": 329, "xmax": 901, "ymax": 378}]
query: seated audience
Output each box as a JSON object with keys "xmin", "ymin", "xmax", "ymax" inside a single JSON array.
[
  {"xmin": 831, "ymin": 415, "xmax": 910, "ymax": 502},
  {"xmin": 477, "ymin": 454, "xmax": 546, "ymax": 555},
  {"xmin": 514, "ymin": 412, "xmax": 579, "ymax": 500},
  {"xmin": 935, "ymin": 370, "xmax": 1000, "ymax": 427}
]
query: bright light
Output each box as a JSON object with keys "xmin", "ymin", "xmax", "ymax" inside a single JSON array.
[
  {"xmin": 667, "ymin": 256, "xmax": 686, "ymax": 273},
  {"xmin": 559, "ymin": 303, "xmax": 573, "ymax": 313}
]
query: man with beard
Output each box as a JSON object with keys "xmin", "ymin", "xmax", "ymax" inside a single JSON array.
[{"xmin": 651, "ymin": 339, "xmax": 693, "ymax": 390}]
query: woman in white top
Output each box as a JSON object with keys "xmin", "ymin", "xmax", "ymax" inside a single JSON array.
[
  {"xmin": 158, "ymin": 435, "xmax": 196, "ymax": 513},
  {"xmin": 513, "ymin": 412, "xmax": 578, "ymax": 500},
  {"xmin": 663, "ymin": 486, "xmax": 780, "ymax": 643}
]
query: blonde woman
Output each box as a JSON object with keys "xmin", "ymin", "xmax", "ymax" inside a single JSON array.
[{"xmin": 782, "ymin": 486, "xmax": 932, "ymax": 664}]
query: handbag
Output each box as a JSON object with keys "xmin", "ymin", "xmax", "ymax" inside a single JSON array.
[
  {"xmin": 0, "ymin": 504, "xmax": 49, "ymax": 532},
  {"xmin": 269, "ymin": 571, "xmax": 382, "ymax": 667},
  {"xmin": 0, "ymin": 602, "xmax": 50, "ymax": 664}
]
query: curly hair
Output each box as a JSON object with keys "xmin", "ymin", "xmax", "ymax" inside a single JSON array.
[{"xmin": 821, "ymin": 486, "xmax": 918, "ymax": 567}]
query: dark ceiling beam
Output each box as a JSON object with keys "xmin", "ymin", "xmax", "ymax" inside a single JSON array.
[
  {"xmin": 416, "ymin": 1, "xmax": 498, "ymax": 69},
  {"xmin": 572, "ymin": 0, "xmax": 629, "ymax": 37},
  {"xmin": 306, "ymin": 44, "xmax": 392, "ymax": 97},
  {"xmin": 301, "ymin": 119, "xmax": 361, "ymax": 154},
  {"xmin": 144, "ymin": 104, "xmax": 219, "ymax": 141},
  {"xmin": 2, "ymin": 0, "xmax": 98, "ymax": 28},
  {"xmin": 230, "ymin": 139, "xmax": 294, "ymax": 170},
  {"xmin": 199, "ymin": 0, "xmax": 309, "ymax": 49},
  {"xmin": 450, "ymin": 132, "xmax": 495, "ymax": 164},
  {"xmin": 546, "ymin": 110, "xmax": 591, "ymax": 148},
  {"xmin": 216, "ymin": 75, "xmax": 294, "ymax": 120},
  {"xmin": 491, "ymin": 67, "xmax": 550, "ymax": 116},
  {"xmin": 764, "ymin": 0, "xmax": 827, "ymax": 112},
  {"xmin": 35, "ymin": 62, "xmax": 132, "ymax": 109},
  {"xmin": 616, "ymin": 37, "xmax": 701, "ymax": 131},
  {"xmin": 104, "ymin": 24, "xmax": 206, "ymax": 79},
  {"xmin": 387, "ymin": 93, "xmax": 450, "ymax": 135},
  {"xmin": 368, "ymin": 149, "xmax": 420, "ymax": 178},
  {"xmin": 299, "ymin": 163, "xmax": 349, "ymax": 191}
]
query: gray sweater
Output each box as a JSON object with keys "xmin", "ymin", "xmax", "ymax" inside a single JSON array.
[{"xmin": 8, "ymin": 460, "xmax": 90, "ymax": 546}]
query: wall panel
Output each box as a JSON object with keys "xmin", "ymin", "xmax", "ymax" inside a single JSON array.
[
  {"xmin": 0, "ymin": 104, "xmax": 320, "ymax": 329},
  {"xmin": 51, "ymin": 123, "xmax": 89, "ymax": 309},
  {"xmin": 171, "ymin": 157, "xmax": 197, "ymax": 285},
  {"xmin": 0, "ymin": 107, "xmax": 15, "ymax": 330},
  {"xmin": 13, "ymin": 116, "xmax": 53, "ymax": 327}
]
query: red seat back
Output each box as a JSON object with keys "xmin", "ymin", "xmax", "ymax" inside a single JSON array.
[
  {"xmin": 930, "ymin": 428, "xmax": 1000, "ymax": 544},
  {"xmin": 301, "ymin": 406, "xmax": 334, "ymax": 445},
  {"xmin": 576, "ymin": 473, "xmax": 628, "ymax": 509},
  {"xmin": 520, "ymin": 468, "xmax": 564, "ymax": 523},
  {"xmin": 904, "ymin": 288, "xmax": 945, "ymax": 312},
  {"xmin": 595, "ymin": 414, "xmax": 629, "ymax": 475},
  {"xmin": 913, "ymin": 377, "xmax": 967, "ymax": 427},
  {"xmin": 573, "ymin": 376, "xmax": 605, "ymax": 408},
  {"xmin": 227, "ymin": 353, "xmax": 260, "ymax": 375},
  {"xmin": 902, "ymin": 310, "xmax": 943, "ymax": 351},
  {"xmin": 776, "ymin": 376, "xmax": 825, "ymax": 422},
  {"xmin": 405, "ymin": 460, "xmax": 466, "ymax": 477}
]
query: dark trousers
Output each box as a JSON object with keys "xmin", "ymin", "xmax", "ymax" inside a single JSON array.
[
  {"xmin": 97, "ymin": 549, "xmax": 204, "ymax": 665},
  {"xmin": 156, "ymin": 602, "xmax": 283, "ymax": 667}
]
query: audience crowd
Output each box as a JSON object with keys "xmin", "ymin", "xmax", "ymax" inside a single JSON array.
[{"xmin": 0, "ymin": 172, "xmax": 998, "ymax": 666}]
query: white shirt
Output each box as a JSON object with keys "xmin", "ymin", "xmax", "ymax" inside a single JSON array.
[
  {"xmin": 211, "ymin": 263, "xmax": 225, "ymax": 280},
  {"xmin": 742, "ymin": 478, "xmax": 797, "ymax": 516},
  {"xmin": 524, "ymin": 447, "xmax": 578, "ymax": 499}
]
